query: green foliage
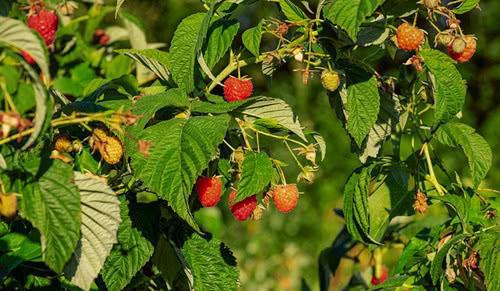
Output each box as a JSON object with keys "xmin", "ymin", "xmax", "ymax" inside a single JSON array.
[
  {"xmin": 168, "ymin": 13, "xmax": 205, "ymax": 93},
  {"xmin": 182, "ymin": 234, "xmax": 239, "ymax": 290},
  {"xmin": 234, "ymin": 152, "xmax": 273, "ymax": 203},
  {"xmin": 101, "ymin": 198, "xmax": 158, "ymax": 291},
  {"xmin": 242, "ymin": 21, "xmax": 262, "ymax": 57},
  {"xmin": 476, "ymin": 231, "xmax": 499, "ymax": 290},
  {"xmin": 19, "ymin": 160, "xmax": 81, "ymax": 273},
  {"xmin": 323, "ymin": 0, "xmax": 383, "ymax": 40},
  {"xmin": 63, "ymin": 173, "xmax": 121, "ymax": 290},
  {"xmin": 420, "ymin": 49, "xmax": 466, "ymax": 125},
  {"xmin": 0, "ymin": 0, "xmax": 497, "ymax": 290},
  {"xmin": 130, "ymin": 115, "xmax": 230, "ymax": 229},
  {"xmin": 434, "ymin": 122, "xmax": 492, "ymax": 187}
]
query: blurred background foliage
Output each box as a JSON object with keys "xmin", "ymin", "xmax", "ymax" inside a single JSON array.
[{"xmin": 112, "ymin": 0, "xmax": 499, "ymax": 290}]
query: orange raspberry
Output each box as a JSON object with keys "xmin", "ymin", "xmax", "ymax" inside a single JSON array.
[{"xmin": 396, "ymin": 23, "xmax": 425, "ymax": 51}]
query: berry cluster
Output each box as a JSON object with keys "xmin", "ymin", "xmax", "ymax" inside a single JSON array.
[{"xmin": 195, "ymin": 176, "xmax": 301, "ymax": 221}]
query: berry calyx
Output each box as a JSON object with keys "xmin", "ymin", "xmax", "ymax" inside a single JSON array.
[
  {"xmin": 422, "ymin": 0, "xmax": 440, "ymax": 9},
  {"xmin": 396, "ymin": 23, "xmax": 425, "ymax": 51},
  {"xmin": 196, "ymin": 176, "xmax": 223, "ymax": 207},
  {"xmin": 27, "ymin": 7, "xmax": 59, "ymax": 46},
  {"xmin": 229, "ymin": 190, "xmax": 257, "ymax": 221},
  {"xmin": 223, "ymin": 76, "xmax": 253, "ymax": 102},
  {"xmin": 321, "ymin": 69, "xmax": 341, "ymax": 92},
  {"xmin": 270, "ymin": 184, "xmax": 299, "ymax": 213},
  {"xmin": 448, "ymin": 35, "xmax": 476, "ymax": 63},
  {"xmin": 20, "ymin": 50, "xmax": 35, "ymax": 65}
]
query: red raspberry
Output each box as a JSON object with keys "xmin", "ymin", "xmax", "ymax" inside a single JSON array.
[
  {"xmin": 195, "ymin": 176, "xmax": 223, "ymax": 207},
  {"xmin": 396, "ymin": 23, "xmax": 424, "ymax": 51},
  {"xmin": 27, "ymin": 8, "xmax": 59, "ymax": 46},
  {"xmin": 99, "ymin": 34, "xmax": 110, "ymax": 46},
  {"xmin": 93, "ymin": 29, "xmax": 110, "ymax": 46},
  {"xmin": 271, "ymin": 184, "xmax": 299, "ymax": 213},
  {"xmin": 20, "ymin": 50, "xmax": 35, "ymax": 65},
  {"xmin": 448, "ymin": 35, "xmax": 476, "ymax": 63},
  {"xmin": 223, "ymin": 76, "xmax": 253, "ymax": 102},
  {"xmin": 371, "ymin": 266, "xmax": 389, "ymax": 285},
  {"xmin": 229, "ymin": 190, "xmax": 257, "ymax": 221}
]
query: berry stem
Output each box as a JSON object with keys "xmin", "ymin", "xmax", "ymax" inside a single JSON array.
[
  {"xmin": 0, "ymin": 112, "xmax": 115, "ymax": 146},
  {"xmin": 206, "ymin": 31, "xmax": 313, "ymax": 93},
  {"xmin": 246, "ymin": 126, "xmax": 308, "ymax": 148},
  {"xmin": 284, "ymin": 140, "xmax": 305, "ymax": 172},
  {"xmin": 421, "ymin": 143, "xmax": 446, "ymax": 195}
]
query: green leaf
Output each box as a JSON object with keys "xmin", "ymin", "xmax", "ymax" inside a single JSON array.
[
  {"xmin": 120, "ymin": 14, "xmax": 156, "ymax": 85},
  {"xmin": 433, "ymin": 194, "xmax": 469, "ymax": 223},
  {"xmin": 420, "ymin": 49, "xmax": 467, "ymax": 125},
  {"xmin": 323, "ymin": 0, "xmax": 383, "ymax": 41},
  {"xmin": 182, "ymin": 234, "xmax": 239, "ymax": 290},
  {"xmin": 279, "ymin": 0, "xmax": 308, "ymax": 22},
  {"xmin": 337, "ymin": 63, "xmax": 380, "ymax": 147},
  {"xmin": 204, "ymin": 18, "xmax": 239, "ymax": 68},
  {"xmin": 453, "ymin": 0, "xmax": 480, "ymax": 14},
  {"xmin": 19, "ymin": 160, "xmax": 81, "ymax": 273},
  {"xmin": 101, "ymin": 198, "xmax": 158, "ymax": 291},
  {"xmin": 169, "ymin": 13, "xmax": 206, "ymax": 93},
  {"xmin": 129, "ymin": 89, "xmax": 190, "ymax": 131},
  {"xmin": 393, "ymin": 237, "xmax": 429, "ymax": 274},
  {"xmin": 434, "ymin": 122, "xmax": 492, "ymax": 187},
  {"xmin": 63, "ymin": 173, "xmax": 121, "ymax": 291},
  {"xmin": 130, "ymin": 115, "xmax": 230, "ymax": 229},
  {"xmin": 359, "ymin": 93, "xmax": 401, "ymax": 163},
  {"xmin": 20, "ymin": 56, "xmax": 49, "ymax": 150},
  {"xmin": 117, "ymin": 49, "xmax": 170, "ymax": 82},
  {"xmin": 191, "ymin": 97, "xmax": 253, "ymax": 114},
  {"xmin": 343, "ymin": 165, "xmax": 381, "ymax": 245},
  {"xmin": 475, "ymin": 230, "xmax": 499, "ymax": 291},
  {"xmin": 241, "ymin": 96, "xmax": 307, "ymax": 141},
  {"xmin": 242, "ymin": 21, "xmax": 262, "ymax": 57},
  {"xmin": 234, "ymin": 152, "xmax": 273, "ymax": 203},
  {"xmin": 0, "ymin": 16, "xmax": 49, "ymax": 77},
  {"xmin": 0, "ymin": 232, "xmax": 41, "ymax": 280},
  {"xmin": 368, "ymin": 166, "xmax": 411, "ymax": 242},
  {"xmin": 430, "ymin": 233, "xmax": 468, "ymax": 284}
]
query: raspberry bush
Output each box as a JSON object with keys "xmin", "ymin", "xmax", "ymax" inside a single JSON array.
[{"xmin": 0, "ymin": 0, "xmax": 498, "ymax": 290}]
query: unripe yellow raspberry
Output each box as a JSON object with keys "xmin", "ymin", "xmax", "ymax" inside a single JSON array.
[
  {"xmin": 101, "ymin": 135, "xmax": 123, "ymax": 165},
  {"xmin": 321, "ymin": 70, "xmax": 341, "ymax": 92},
  {"xmin": 54, "ymin": 134, "xmax": 73, "ymax": 152},
  {"xmin": 92, "ymin": 127, "xmax": 108, "ymax": 142},
  {"xmin": 0, "ymin": 193, "xmax": 18, "ymax": 219}
]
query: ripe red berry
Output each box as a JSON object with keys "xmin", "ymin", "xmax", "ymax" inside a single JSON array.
[
  {"xmin": 99, "ymin": 34, "xmax": 110, "ymax": 46},
  {"xmin": 223, "ymin": 76, "xmax": 253, "ymax": 102},
  {"xmin": 448, "ymin": 35, "xmax": 476, "ymax": 63},
  {"xmin": 27, "ymin": 8, "xmax": 59, "ymax": 46},
  {"xmin": 396, "ymin": 23, "xmax": 424, "ymax": 51},
  {"xmin": 229, "ymin": 190, "xmax": 257, "ymax": 221},
  {"xmin": 271, "ymin": 184, "xmax": 299, "ymax": 213},
  {"xmin": 20, "ymin": 50, "xmax": 35, "ymax": 65},
  {"xmin": 371, "ymin": 266, "xmax": 389, "ymax": 285},
  {"xmin": 195, "ymin": 176, "xmax": 223, "ymax": 207}
]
